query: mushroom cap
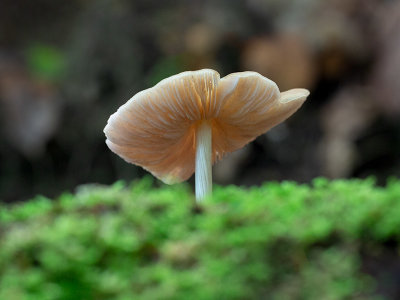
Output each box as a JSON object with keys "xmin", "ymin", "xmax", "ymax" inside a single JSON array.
[{"xmin": 104, "ymin": 69, "xmax": 309, "ymax": 184}]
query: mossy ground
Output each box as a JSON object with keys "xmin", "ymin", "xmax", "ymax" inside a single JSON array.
[{"xmin": 1, "ymin": 178, "xmax": 399, "ymax": 300}]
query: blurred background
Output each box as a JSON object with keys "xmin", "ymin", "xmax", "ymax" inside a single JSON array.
[{"xmin": 0, "ymin": 0, "xmax": 399, "ymax": 203}]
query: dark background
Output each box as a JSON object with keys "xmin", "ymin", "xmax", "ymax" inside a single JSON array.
[{"xmin": 1, "ymin": 0, "xmax": 399, "ymax": 203}]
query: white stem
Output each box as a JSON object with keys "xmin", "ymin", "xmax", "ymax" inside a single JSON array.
[{"xmin": 195, "ymin": 120, "xmax": 212, "ymax": 202}]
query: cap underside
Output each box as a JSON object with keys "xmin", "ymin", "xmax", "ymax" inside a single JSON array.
[{"xmin": 104, "ymin": 69, "xmax": 308, "ymax": 183}]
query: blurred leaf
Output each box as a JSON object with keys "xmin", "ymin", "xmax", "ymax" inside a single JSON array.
[
  {"xmin": 25, "ymin": 44, "xmax": 66, "ymax": 81},
  {"xmin": 146, "ymin": 55, "xmax": 185, "ymax": 86}
]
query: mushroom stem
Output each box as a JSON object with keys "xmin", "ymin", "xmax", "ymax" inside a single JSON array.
[{"xmin": 195, "ymin": 120, "xmax": 212, "ymax": 202}]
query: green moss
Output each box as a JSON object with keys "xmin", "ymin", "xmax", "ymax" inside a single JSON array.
[{"xmin": 0, "ymin": 178, "xmax": 399, "ymax": 299}]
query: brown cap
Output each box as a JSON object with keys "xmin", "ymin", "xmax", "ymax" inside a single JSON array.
[{"xmin": 104, "ymin": 69, "xmax": 309, "ymax": 184}]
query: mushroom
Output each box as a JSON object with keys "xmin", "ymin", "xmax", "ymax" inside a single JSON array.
[{"xmin": 104, "ymin": 69, "xmax": 309, "ymax": 202}]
